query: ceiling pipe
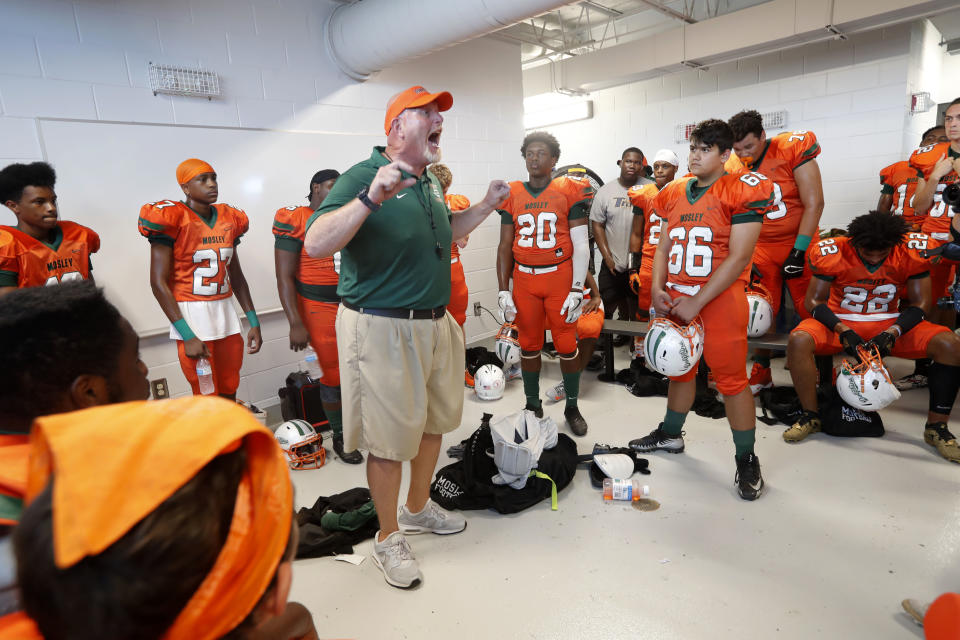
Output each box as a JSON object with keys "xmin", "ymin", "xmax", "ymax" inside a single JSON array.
[{"xmin": 324, "ymin": 0, "xmax": 577, "ymax": 81}]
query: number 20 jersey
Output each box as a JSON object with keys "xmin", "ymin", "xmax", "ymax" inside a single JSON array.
[
  {"xmin": 654, "ymin": 173, "xmax": 775, "ymax": 289},
  {"xmin": 138, "ymin": 200, "xmax": 249, "ymax": 302},
  {"xmin": 499, "ymin": 176, "xmax": 594, "ymax": 267},
  {"xmin": 808, "ymin": 235, "xmax": 929, "ymax": 322}
]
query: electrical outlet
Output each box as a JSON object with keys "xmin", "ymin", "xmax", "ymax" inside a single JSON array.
[
  {"xmin": 151, "ymin": 378, "xmax": 169, "ymax": 400},
  {"xmin": 473, "ymin": 302, "xmax": 482, "ymax": 317}
]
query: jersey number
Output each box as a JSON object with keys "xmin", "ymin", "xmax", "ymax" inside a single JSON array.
[
  {"xmin": 906, "ymin": 232, "xmax": 928, "ymax": 250},
  {"xmin": 647, "ymin": 212, "xmax": 662, "ymax": 247},
  {"xmin": 840, "ymin": 284, "xmax": 897, "ymax": 314},
  {"xmin": 517, "ymin": 211, "xmax": 558, "ymax": 249},
  {"xmin": 817, "ymin": 238, "xmax": 838, "ymax": 256},
  {"xmin": 739, "ymin": 173, "xmax": 785, "ymax": 220},
  {"xmin": 193, "ymin": 248, "xmax": 234, "ymax": 296},
  {"xmin": 668, "ymin": 226, "xmax": 713, "ymax": 277},
  {"xmin": 893, "ymin": 183, "xmax": 914, "ymax": 217},
  {"xmin": 929, "ymin": 183, "xmax": 954, "ymax": 219},
  {"xmin": 44, "ymin": 272, "xmax": 83, "ymax": 286}
]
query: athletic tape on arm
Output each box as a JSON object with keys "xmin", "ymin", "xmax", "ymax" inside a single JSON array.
[{"xmin": 570, "ymin": 225, "xmax": 589, "ymax": 291}]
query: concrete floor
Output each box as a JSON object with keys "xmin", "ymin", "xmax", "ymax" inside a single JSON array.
[{"xmin": 287, "ymin": 347, "xmax": 958, "ymax": 639}]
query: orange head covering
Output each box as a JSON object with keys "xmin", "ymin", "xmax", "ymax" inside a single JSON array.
[
  {"xmin": 925, "ymin": 593, "xmax": 960, "ymax": 640},
  {"xmin": 384, "ymin": 85, "xmax": 452, "ymax": 134},
  {"xmin": 176, "ymin": 158, "xmax": 215, "ymax": 185},
  {"xmin": 20, "ymin": 396, "xmax": 293, "ymax": 640}
]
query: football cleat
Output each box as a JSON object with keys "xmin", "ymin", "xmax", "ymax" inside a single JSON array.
[
  {"xmin": 629, "ymin": 424, "xmax": 685, "ymax": 453},
  {"xmin": 783, "ymin": 411, "xmax": 822, "ymax": 443},
  {"xmin": 735, "ymin": 452, "xmax": 764, "ymax": 501},
  {"xmin": 924, "ymin": 422, "xmax": 960, "ymax": 463}
]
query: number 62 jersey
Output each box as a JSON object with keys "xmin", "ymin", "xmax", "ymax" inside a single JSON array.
[
  {"xmin": 808, "ymin": 234, "xmax": 930, "ymax": 322},
  {"xmin": 138, "ymin": 200, "xmax": 249, "ymax": 301}
]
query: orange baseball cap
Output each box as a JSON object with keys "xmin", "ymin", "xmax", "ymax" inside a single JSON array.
[{"xmin": 384, "ymin": 85, "xmax": 453, "ymax": 134}]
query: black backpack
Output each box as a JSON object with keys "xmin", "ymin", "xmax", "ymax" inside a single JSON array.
[
  {"xmin": 431, "ymin": 415, "xmax": 579, "ymax": 514},
  {"xmin": 278, "ymin": 371, "xmax": 328, "ymax": 430},
  {"xmin": 757, "ymin": 387, "xmax": 806, "ymax": 426},
  {"xmin": 820, "ymin": 388, "xmax": 884, "ymax": 437}
]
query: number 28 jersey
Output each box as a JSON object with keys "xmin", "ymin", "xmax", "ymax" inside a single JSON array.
[
  {"xmin": 138, "ymin": 200, "xmax": 249, "ymax": 302},
  {"xmin": 808, "ymin": 235, "xmax": 930, "ymax": 322},
  {"xmin": 654, "ymin": 173, "xmax": 774, "ymax": 290},
  {"xmin": 499, "ymin": 176, "xmax": 594, "ymax": 267}
]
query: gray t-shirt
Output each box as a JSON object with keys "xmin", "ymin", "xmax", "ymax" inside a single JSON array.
[{"xmin": 590, "ymin": 178, "xmax": 653, "ymax": 272}]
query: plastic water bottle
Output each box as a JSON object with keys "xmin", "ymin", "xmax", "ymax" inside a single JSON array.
[
  {"xmin": 303, "ymin": 346, "xmax": 323, "ymax": 381},
  {"xmin": 602, "ymin": 478, "xmax": 650, "ymax": 501},
  {"xmin": 196, "ymin": 358, "xmax": 215, "ymax": 395}
]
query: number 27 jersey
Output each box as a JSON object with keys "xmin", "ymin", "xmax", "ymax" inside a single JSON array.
[
  {"xmin": 499, "ymin": 176, "xmax": 594, "ymax": 267},
  {"xmin": 138, "ymin": 200, "xmax": 249, "ymax": 302},
  {"xmin": 808, "ymin": 235, "xmax": 929, "ymax": 321}
]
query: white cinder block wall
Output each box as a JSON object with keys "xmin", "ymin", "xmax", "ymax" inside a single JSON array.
[
  {"xmin": 0, "ymin": 0, "xmax": 525, "ymax": 406},
  {"xmin": 533, "ymin": 22, "xmax": 956, "ymax": 231}
]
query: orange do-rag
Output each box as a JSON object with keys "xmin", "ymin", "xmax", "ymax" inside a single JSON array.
[
  {"xmin": 176, "ymin": 158, "xmax": 215, "ymax": 185},
  {"xmin": 21, "ymin": 396, "xmax": 293, "ymax": 640}
]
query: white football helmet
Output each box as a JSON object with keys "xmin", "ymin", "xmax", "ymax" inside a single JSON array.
[
  {"xmin": 274, "ymin": 419, "xmax": 325, "ymax": 470},
  {"xmin": 836, "ymin": 345, "xmax": 901, "ymax": 411},
  {"xmin": 495, "ymin": 322, "xmax": 521, "ymax": 366},
  {"xmin": 643, "ymin": 316, "xmax": 704, "ymax": 377},
  {"xmin": 746, "ymin": 289, "xmax": 774, "ymax": 338},
  {"xmin": 475, "ymin": 364, "xmax": 505, "ymax": 400}
]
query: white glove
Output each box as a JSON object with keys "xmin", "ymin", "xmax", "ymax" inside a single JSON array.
[
  {"xmin": 498, "ymin": 290, "xmax": 517, "ymax": 323},
  {"xmin": 560, "ymin": 290, "xmax": 584, "ymax": 323}
]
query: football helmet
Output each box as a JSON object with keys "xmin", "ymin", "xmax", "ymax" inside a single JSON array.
[
  {"xmin": 495, "ymin": 322, "xmax": 521, "ymax": 366},
  {"xmin": 746, "ymin": 289, "xmax": 774, "ymax": 338},
  {"xmin": 836, "ymin": 344, "xmax": 901, "ymax": 411},
  {"xmin": 274, "ymin": 419, "xmax": 325, "ymax": 469},
  {"xmin": 475, "ymin": 364, "xmax": 505, "ymax": 400},
  {"xmin": 643, "ymin": 316, "xmax": 704, "ymax": 377}
]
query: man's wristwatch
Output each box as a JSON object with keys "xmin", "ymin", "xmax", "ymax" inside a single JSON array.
[{"xmin": 357, "ymin": 186, "xmax": 381, "ymax": 212}]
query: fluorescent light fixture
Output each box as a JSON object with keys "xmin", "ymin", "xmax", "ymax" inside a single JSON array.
[{"xmin": 524, "ymin": 100, "xmax": 593, "ymax": 130}]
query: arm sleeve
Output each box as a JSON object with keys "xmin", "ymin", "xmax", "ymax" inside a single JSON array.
[{"xmin": 570, "ymin": 224, "xmax": 589, "ymax": 291}]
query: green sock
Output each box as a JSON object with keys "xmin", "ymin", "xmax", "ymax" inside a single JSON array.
[
  {"xmin": 732, "ymin": 428, "xmax": 756, "ymax": 457},
  {"xmin": 662, "ymin": 408, "xmax": 687, "ymax": 436},
  {"xmin": 521, "ymin": 370, "xmax": 541, "ymax": 410},
  {"xmin": 562, "ymin": 370, "xmax": 581, "ymax": 408},
  {"xmin": 752, "ymin": 355, "xmax": 771, "ymax": 368},
  {"xmin": 326, "ymin": 407, "xmax": 343, "ymax": 439}
]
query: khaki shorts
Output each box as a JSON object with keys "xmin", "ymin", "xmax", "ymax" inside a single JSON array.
[{"xmin": 336, "ymin": 305, "xmax": 465, "ymax": 461}]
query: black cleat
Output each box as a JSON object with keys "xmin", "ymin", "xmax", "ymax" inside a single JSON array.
[
  {"xmin": 735, "ymin": 452, "xmax": 764, "ymax": 501},
  {"xmin": 526, "ymin": 404, "xmax": 544, "ymax": 419},
  {"xmin": 629, "ymin": 424, "xmax": 685, "ymax": 453},
  {"xmin": 564, "ymin": 405, "xmax": 588, "ymax": 436},
  {"xmin": 333, "ymin": 434, "xmax": 364, "ymax": 464}
]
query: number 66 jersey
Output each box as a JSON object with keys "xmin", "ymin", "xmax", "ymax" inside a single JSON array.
[
  {"xmin": 808, "ymin": 234, "xmax": 930, "ymax": 322},
  {"xmin": 138, "ymin": 200, "xmax": 249, "ymax": 302}
]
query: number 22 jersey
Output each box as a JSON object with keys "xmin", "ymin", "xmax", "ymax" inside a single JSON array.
[
  {"xmin": 808, "ymin": 235, "xmax": 929, "ymax": 322},
  {"xmin": 499, "ymin": 176, "xmax": 594, "ymax": 267},
  {"xmin": 654, "ymin": 173, "xmax": 774, "ymax": 290},
  {"xmin": 138, "ymin": 200, "xmax": 249, "ymax": 302}
]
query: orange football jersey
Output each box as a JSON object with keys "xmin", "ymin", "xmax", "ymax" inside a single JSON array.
[
  {"xmin": 0, "ymin": 433, "xmax": 29, "ymax": 526},
  {"xmin": 879, "ymin": 161, "xmax": 922, "ymax": 225},
  {"xmin": 736, "ymin": 130, "xmax": 821, "ymax": 246},
  {"xmin": 909, "ymin": 142, "xmax": 960, "ymax": 237},
  {"xmin": 446, "ymin": 193, "xmax": 471, "ymax": 259},
  {"xmin": 627, "ymin": 182, "xmax": 664, "ymax": 267},
  {"xmin": 808, "ymin": 234, "xmax": 930, "ymax": 321},
  {"xmin": 138, "ymin": 200, "xmax": 249, "ymax": 302},
  {"xmin": 273, "ymin": 205, "xmax": 338, "ymax": 288},
  {"xmin": 655, "ymin": 172, "xmax": 774, "ymax": 289},
  {"xmin": 0, "ymin": 222, "xmax": 99, "ymax": 288},
  {"xmin": 499, "ymin": 176, "xmax": 594, "ymax": 267}
]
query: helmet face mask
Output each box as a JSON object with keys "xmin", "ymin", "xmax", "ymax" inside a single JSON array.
[
  {"xmin": 275, "ymin": 419, "xmax": 326, "ymax": 469},
  {"xmin": 495, "ymin": 322, "xmax": 521, "ymax": 366},
  {"xmin": 475, "ymin": 364, "xmax": 505, "ymax": 400},
  {"xmin": 644, "ymin": 316, "xmax": 704, "ymax": 377},
  {"xmin": 746, "ymin": 289, "xmax": 773, "ymax": 338},
  {"xmin": 836, "ymin": 344, "xmax": 901, "ymax": 411}
]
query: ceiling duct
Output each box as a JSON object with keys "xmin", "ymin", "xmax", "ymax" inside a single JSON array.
[{"xmin": 324, "ymin": 0, "xmax": 577, "ymax": 81}]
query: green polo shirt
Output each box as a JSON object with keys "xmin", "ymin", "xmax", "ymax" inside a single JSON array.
[{"xmin": 307, "ymin": 147, "xmax": 452, "ymax": 308}]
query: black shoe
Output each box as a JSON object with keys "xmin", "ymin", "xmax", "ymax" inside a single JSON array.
[
  {"xmin": 735, "ymin": 452, "xmax": 764, "ymax": 501},
  {"xmin": 585, "ymin": 352, "xmax": 604, "ymax": 372},
  {"xmin": 333, "ymin": 434, "xmax": 363, "ymax": 464},
  {"xmin": 612, "ymin": 334, "xmax": 630, "ymax": 348},
  {"xmin": 629, "ymin": 424, "xmax": 684, "ymax": 453},
  {"xmin": 564, "ymin": 405, "xmax": 588, "ymax": 436},
  {"xmin": 526, "ymin": 404, "xmax": 544, "ymax": 419}
]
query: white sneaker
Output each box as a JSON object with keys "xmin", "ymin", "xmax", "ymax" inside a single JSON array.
[
  {"xmin": 504, "ymin": 363, "xmax": 522, "ymax": 381},
  {"xmin": 544, "ymin": 382, "xmax": 566, "ymax": 403},
  {"xmin": 372, "ymin": 530, "xmax": 422, "ymax": 589},
  {"xmin": 398, "ymin": 499, "xmax": 466, "ymax": 535}
]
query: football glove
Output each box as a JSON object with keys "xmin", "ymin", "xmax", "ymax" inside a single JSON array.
[
  {"xmin": 560, "ymin": 290, "xmax": 584, "ymax": 323},
  {"xmin": 628, "ymin": 270, "xmax": 642, "ymax": 295},
  {"xmin": 839, "ymin": 330, "xmax": 865, "ymax": 359},
  {"xmin": 782, "ymin": 248, "xmax": 805, "ymax": 280},
  {"xmin": 498, "ymin": 290, "xmax": 517, "ymax": 323},
  {"xmin": 867, "ymin": 331, "xmax": 896, "ymax": 358}
]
